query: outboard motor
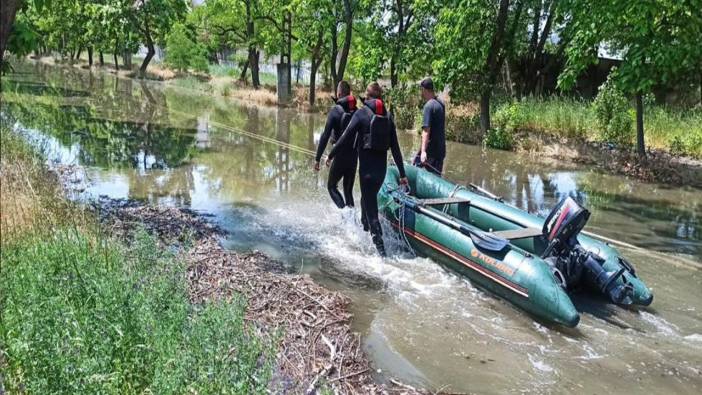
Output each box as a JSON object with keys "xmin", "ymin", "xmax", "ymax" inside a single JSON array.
[{"xmin": 542, "ymin": 197, "xmax": 633, "ymax": 305}]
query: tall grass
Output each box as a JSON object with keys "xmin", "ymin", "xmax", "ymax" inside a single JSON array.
[
  {"xmin": 489, "ymin": 97, "xmax": 701, "ymax": 157},
  {"xmin": 0, "ymin": 124, "xmax": 274, "ymax": 394},
  {"xmin": 493, "ymin": 97, "xmax": 597, "ymax": 140}
]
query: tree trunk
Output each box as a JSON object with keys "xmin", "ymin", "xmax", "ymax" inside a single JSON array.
[
  {"xmin": 99, "ymin": 51, "xmax": 104, "ymax": 66},
  {"xmin": 123, "ymin": 52, "xmax": 132, "ymax": 69},
  {"xmin": 0, "ymin": 0, "xmax": 21, "ymax": 67},
  {"xmin": 239, "ymin": 61, "xmax": 249, "ymax": 81},
  {"xmin": 390, "ymin": 55, "xmax": 398, "ymax": 88},
  {"xmin": 87, "ymin": 47, "xmax": 93, "ymax": 66},
  {"xmin": 480, "ymin": 91, "xmax": 491, "ymax": 135},
  {"xmin": 524, "ymin": 0, "xmax": 556, "ymax": 96},
  {"xmin": 480, "ymin": 0, "xmax": 511, "ymax": 133},
  {"xmin": 113, "ymin": 50, "xmax": 119, "ymax": 71},
  {"xmin": 245, "ymin": 2, "xmax": 259, "ymax": 88},
  {"xmin": 295, "ymin": 59, "xmax": 302, "ymax": 84},
  {"xmin": 239, "ymin": 60, "xmax": 249, "ymax": 81},
  {"xmin": 330, "ymin": 22, "xmax": 338, "ymax": 87},
  {"xmin": 335, "ymin": 0, "xmax": 353, "ymax": 86},
  {"xmin": 139, "ymin": 43, "xmax": 155, "ymax": 77},
  {"xmin": 248, "ymin": 48, "xmax": 260, "ymax": 88},
  {"xmin": 308, "ymin": 31, "xmax": 323, "ymax": 106},
  {"xmin": 309, "ymin": 60, "xmax": 319, "ymax": 106},
  {"xmin": 635, "ymin": 92, "xmax": 645, "ymax": 159},
  {"xmin": 139, "ymin": 17, "xmax": 155, "ymax": 77}
]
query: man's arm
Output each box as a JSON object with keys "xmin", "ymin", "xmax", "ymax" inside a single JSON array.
[
  {"xmin": 390, "ymin": 121, "xmax": 407, "ymax": 179},
  {"xmin": 314, "ymin": 108, "xmax": 338, "ymax": 165},
  {"xmin": 420, "ymin": 102, "xmax": 432, "ymax": 162}
]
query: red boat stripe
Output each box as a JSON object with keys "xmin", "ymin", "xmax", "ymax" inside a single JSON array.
[
  {"xmin": 549, "ymin": 205, "xmax": 571, "ymax": 241},
  {"xmin": 389, "ymin": 220, "xmax": 529, "ymax": 298}
]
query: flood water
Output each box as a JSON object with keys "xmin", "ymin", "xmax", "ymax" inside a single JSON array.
[{"xmin": 2, "ymin": 62, "xmax": 701, "ymax": 394}]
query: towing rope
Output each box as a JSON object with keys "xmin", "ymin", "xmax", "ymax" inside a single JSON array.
[
  {"xmin": 383, "ymin": 183, "xmax": 416, "ymax": 256},
  {"xmin": 54, "ymin": 81, "xmax": 701, "ymax": 270}
]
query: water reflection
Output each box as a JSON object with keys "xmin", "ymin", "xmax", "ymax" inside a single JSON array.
[
  {"xmin": 3, "ymin": 60, "xmax": 702, "ymax": 394},
  {"xmin": 2, "ymin": 61, "xmax": 701, "ymax": 259}
]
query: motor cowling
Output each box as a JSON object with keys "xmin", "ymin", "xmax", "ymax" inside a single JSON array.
[
  {"xmin": 542, "ymin": 197, "xmax": 633, "ymax": 305},
  {"xmin": 543, "ymin": 197, "xmax": 590, "ymax": 250}
]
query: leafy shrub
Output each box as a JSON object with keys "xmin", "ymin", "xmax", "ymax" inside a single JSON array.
[
  {"xmin": 386, "ymin": 84, "xmax": 422, "ymax": 130},
  {"xmin": 593, "ymin": 75, "xmax": 633, "ymax": 146},
  {"xmin": 484, "ymin": 127, "xmax": 514, "ymax": 150},
  {"xmin": 165, "ymin": 23, "xmax": 209, "ymax": 74},
  {"xmin": 669, "ymin": 131, "xmax": 702, "ymax": 158},
  {"xmin": 446, "ymin": 103, "xmax": 482, "ymax": 144},
  {"xmin": 493, "ymin": 101, "xmax": 527, "ymax": 131}
]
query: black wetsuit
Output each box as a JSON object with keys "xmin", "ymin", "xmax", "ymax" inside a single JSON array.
[
  {"xmin": 315, "ymin": 96, "xmax": 358, "ymax": 208},
  {"xmin": 328, "ymin": 98, "xmax": 406, "ymax": 255}
]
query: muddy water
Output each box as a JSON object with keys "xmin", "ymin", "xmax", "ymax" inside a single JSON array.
[{"xmin": 3, "ymin": 62, "xmax": 701, "ymax": 394}]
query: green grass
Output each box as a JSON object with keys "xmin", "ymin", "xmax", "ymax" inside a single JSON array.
[
  {"xmin": 258, "ymin": 71, "xmax": 278, "ymax": 86},
  {"xmin": 493, "ymin": 97, "xmax": 597, "ymax": 140},
  {"xmin": 208, "ymin": 64, "xmax": 240, "ymax": 78},
  {"xmin": 1, "ymin": 228, "xmax": 273, "ymax": 394},
  {"xmin": 0, "ymin": 125, "xmax": 274, "ymax": 394},
  {"xmin": 487, "ymin": 97, "xmax": 702, "ymax": 157},
  {"xmin": 170, "ymin": 75, "xmax": 213, "ymax": 93}
]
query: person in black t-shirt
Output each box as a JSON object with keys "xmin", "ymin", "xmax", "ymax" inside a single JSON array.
[
  {"xmin": 314, "ymin": 81, "xmax": 358, "ymax": 208},
  {"xmin": 414, "ymin": 77, "xmax": 446, "ymax": 176}
]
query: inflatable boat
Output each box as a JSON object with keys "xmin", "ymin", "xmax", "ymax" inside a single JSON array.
[{"xmin": 378, "ymin": 165, "xmax": 653, "ymax": 327}]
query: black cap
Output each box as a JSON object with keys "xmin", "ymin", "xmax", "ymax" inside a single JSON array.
[{"xmin": 420, "ymin": 77, "xmax": 434, "ymax": 90}]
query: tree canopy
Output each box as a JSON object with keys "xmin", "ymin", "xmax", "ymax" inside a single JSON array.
[{"xmin": 2, "ymin": 0, "xmax": 700, "ymax": 154}]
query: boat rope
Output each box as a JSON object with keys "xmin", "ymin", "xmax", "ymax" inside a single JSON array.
[
  {"xmin": 147, "ymin": 92, "xmax": 702, "ymax": 270},
  {"xmin": 383, "ymin": 183, "xmax": 416, "ymax": 256}
]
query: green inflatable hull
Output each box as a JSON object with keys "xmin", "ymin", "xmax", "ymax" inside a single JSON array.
[{"xmin": 379, "ymin": 166, "xmax": 653, "ymax": 327}]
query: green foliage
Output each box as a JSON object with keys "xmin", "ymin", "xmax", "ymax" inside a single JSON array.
[
  {"xmin": 667, "ymin": 125, "xmax": 702, "ymax": 158},
  {"xmin": 387, "ymin": 84, "xmax": 422, "ymax": 130},
  {"xmin": 493, "ymin": 101, "xmax": 527, "ymax": 132},
  {"xmin": 165, "ymin": 23, "xmax": 209, "ymax": 73},
  {"xmin": 346, "ymin": 21, "xmax": 386, "ymax": 84},
  {"xmin": 445, "ymin": 106, "xmax": 481, "ymax": 144},
  {"xmin": 593, "ymin": 75, "xmax": 633, "ymax": 146},
  {"xmin": 484, "ymin": 127, "xmax": 514, "ymax": 150},
  {"xmin": 493, "ymin": 98, "xmax": 593, "ymax": 140},
  {"xmin": 0, "ymin": 228, "xmax": 273, "ymax": 394}
]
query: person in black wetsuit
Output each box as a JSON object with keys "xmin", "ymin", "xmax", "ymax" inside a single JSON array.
[
  {"xmin": 327, "ymin": 82, "xmax": 408, "ymax": 256},
  {"xmin": 314, "ymin": 81, "xmax": 358, "ymax": 208}
]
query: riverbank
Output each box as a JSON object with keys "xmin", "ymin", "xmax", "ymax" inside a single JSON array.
[
  {"xmin": 31, "ymin": 55, "xmax": 332, "ymax": 112},
  {"xmin": 0, "ymin": 126, "xmax": 437, "ymax": 393},
  {"xmin": 24, "ymin": 55, "xmax": 702, "ymax": 187}
]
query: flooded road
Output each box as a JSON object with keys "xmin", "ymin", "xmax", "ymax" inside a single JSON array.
[{"xmin": 2, "ymin": 62, "xmax": 701, "ymax": 394}]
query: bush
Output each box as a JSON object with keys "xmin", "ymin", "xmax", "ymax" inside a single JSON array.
[
  {"xmin": 446, "ymin": 103, "xmax": 482, "ymax": 144},
  {"xmin": 165, "ymin": 23, "xmax": 209, "ymax": 74},
  {"xmin": 493, "ymin": 101, "xmax": 527, "ymax": 132},
  {"xmin": 484, "ymin": 127, "xmax": 514, "ymax": 150},
  {"xmin": 593, "ymin": 75, "xmax": 633, "ymax": 146},
  {"xmin": 386, "ymin": 84, "xmax": 422, "ymax": 130},
  {"xmin": 669, "ymin": 131, "xmax": 702, "ymax": 158}
]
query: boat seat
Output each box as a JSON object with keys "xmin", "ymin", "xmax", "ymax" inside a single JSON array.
[
  {"xmin": 491, "ymin": 227, "xmax": 543, "ymax": 240},
  {"xmin": 418, "ymin": 197, "xmax": 471, "ymax": 207}
]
